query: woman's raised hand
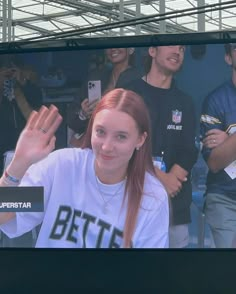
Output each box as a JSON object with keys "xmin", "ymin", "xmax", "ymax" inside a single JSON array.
[{"xmin": 12, "ymin": 105, "xmax": 62, "ymax": 171}]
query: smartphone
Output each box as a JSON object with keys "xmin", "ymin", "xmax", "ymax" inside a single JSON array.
[{"xmin": 88, "ymin": 80, "xmax": 101, "ymax": 103}]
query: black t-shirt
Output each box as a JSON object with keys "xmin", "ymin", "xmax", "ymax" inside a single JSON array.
[{"xmin": 125, "ymin": 78, "xmax": 198, "ymax": 225}]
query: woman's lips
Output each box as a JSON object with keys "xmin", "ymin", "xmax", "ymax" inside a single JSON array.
[{"xmin": 100, "ymin": 154, "xmax": 115, "ymax": 160}]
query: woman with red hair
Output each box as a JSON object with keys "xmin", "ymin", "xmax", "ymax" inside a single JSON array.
[{"xmin": 0, "ymin": 88, "xmax": 169, "ymax": 248}]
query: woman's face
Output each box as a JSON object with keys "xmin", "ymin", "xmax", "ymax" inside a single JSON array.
[
  {"xmin": 105, "ymin": 48, "xmax": 131, "ymax": 65},
  {"xmin": 91, "ymin": 108, "xmax": 146, "ymax": 184}
]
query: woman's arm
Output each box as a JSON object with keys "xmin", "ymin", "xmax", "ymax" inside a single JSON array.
[{"xmin": 0, "ymin": 104, "xmax": 62, "ymax": 224}]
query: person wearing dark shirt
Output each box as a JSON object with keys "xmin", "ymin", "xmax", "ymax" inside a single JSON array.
[
  {"xmin": 0, "ymin": 55, "xmax": 42, "ymax": 173},
  {"xmin": 125, "ymin": 45, "xmax": 198, "ymax": 248},
  {"xmin": 200, "ymin": 43, "xmax": 236, "ymax": 247}
]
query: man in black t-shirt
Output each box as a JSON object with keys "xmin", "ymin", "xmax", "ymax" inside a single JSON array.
[{"xmin": 125, "ymin": 46, "xmax": 198, "ymax": 248}]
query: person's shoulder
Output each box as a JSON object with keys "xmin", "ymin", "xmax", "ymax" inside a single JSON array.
[
  {"xmin": 207, "ymin": 80, "xmax": 233, "ymax": 100},
  {"xmin": 172, "ymin": 82, "xmax": 191, "ymax": 100},
  {"xmin": 201, "ymin": 80, "xmax": 232, "ymax": 110},
  {"xmin": 122, "ymin": 66, "xmax": 140, "ymax": 77},
  {"xmin": 123, "ymin": 76, "xmax": 145, "ymax": 90},
  {"xmin": 142, "ymin": 172, "xmax": 168, "ymax": 210},
  {"xmin": 46, "ymin": 147, "xmax": 93, "ymax": 166}
]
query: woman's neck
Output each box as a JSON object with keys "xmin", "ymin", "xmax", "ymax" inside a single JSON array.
[{"xmin": 94, "ymin": 161, "xmax": 127, "ymax": 185}]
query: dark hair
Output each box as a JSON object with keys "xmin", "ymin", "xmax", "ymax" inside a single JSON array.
[
  {"xmin": 127, "ymin": 48, "xmax": 136, "ymax": 67},
  {"xmin": 0, "ymin": 54, "xmax": 24, "ymax": 68},
  {"xmin": 81, "ymin": 88, "xmax": 155, "ymax": 247},
  {"xmin": 143, "ymin": 53, "xmax": 152, "ymax": 74},
  {"xmin": 224, "ymin": 43, "xmax": 233, "ymax": 55}
]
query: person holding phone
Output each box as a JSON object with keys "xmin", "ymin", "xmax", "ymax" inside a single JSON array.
[
  {"xmin": 67, "ymin": 48, "xmax": 141, "ymax": 145},
  {"xmin": 0, "ymin": 55, "xmax": 42, "ymax": 173},
  {"xmin": 0, "ymin": 89, "xmax": 169, "ymax": 248}
]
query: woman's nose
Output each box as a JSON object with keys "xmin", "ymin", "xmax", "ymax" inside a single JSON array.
[{"xmin": 101, "ymin": 138, "xmax": 114, "ymax": 151}]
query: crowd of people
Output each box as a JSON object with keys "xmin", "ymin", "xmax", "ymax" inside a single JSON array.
[{"xmin": 0, "ymin": 43, "xmax": 235, "ymax": 248}]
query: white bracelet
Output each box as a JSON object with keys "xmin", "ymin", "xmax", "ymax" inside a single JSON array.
[
  {"xmin": 3, "ymin": 170, "xmax": 21, "ymax": 186},
  {"xmin": 78, "ymin": 109, "xmax": 87, "ymax": 121}
]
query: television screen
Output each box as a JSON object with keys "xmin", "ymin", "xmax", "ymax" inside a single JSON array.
[{"xmin": 0, "ymin": 30, "xmax": 235, "ymax": 248}]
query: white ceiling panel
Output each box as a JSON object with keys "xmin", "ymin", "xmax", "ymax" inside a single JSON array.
[{"xmin": 0, "ymin": 0, "xmax": 235, "ymax": 42}]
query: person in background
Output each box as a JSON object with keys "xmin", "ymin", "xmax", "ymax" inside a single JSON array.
[
  {"xmin": 0, "ymin": 54, "xmax": 42, "ymax": 172},
  {"xmin": 125, "ymin": 45, "xmax": 198, "ymax": 248},
  {"xmin": 200, "ymin": 43, "xmax": 236, "ymax": 248},
  {"xmin": 0, "ymin": 88, "xmax": 169, "ymax": 248},
  {"xmin": 67, "ymin": 47, "xmax": 141, "ymax": 145}
]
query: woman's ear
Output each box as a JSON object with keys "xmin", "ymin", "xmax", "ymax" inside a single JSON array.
[
  {"xmin": 137, "ymin": 132, "xmax": 147, "ymax": 149},
  {"xmin": 225, "ymin": 53, "xmax": 232, "ymax": 66},
  {"xmin": 128, "ymin": 48, "xmax": 135, "ymax": 55},
  {"xmin": 148, "ymin": 47, "xmax": 156, "ymax": 58}
]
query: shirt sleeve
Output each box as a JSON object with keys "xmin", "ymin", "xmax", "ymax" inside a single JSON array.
[
  {"xmin": 0, "ymin": 154, "xmax": 54, "ymax": 239},
  {"xmin": 200, "ymin": 91, "xmax": 224, "ymax": 161}
]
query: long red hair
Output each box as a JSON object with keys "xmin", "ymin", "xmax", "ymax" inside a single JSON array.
[{"xmin": 81, "ymin": 88, "xmax": 155, "ymax": 247}]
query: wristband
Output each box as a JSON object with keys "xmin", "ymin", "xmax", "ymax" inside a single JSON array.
[{"xmin": 4, "ymin": 170, "xmax": 21, "ymax": 184}]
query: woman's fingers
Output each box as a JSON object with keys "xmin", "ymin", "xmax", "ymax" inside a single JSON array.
[
  {"xmin": 25, "ymin": 110, "xmax": 38, "ymax": 130},
  {"xmin": 34, "ymin": 106, "xmax": 53, "ymax": 130},
  {"xmin": 44, "ymin": 136, "xmax": 57, "ymax": 155},
  {"xmin": 25, "ymin": 105, "xmax": 62, "ymax": 137},
  {"xmin": 45, "ymin": 112, "xmax": 63, "ymax": 138}
]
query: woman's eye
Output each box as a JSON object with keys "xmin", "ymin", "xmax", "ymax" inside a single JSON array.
[
  {"xmin": 117, "ymin": 134, "xmax": 127, "ymax": 140},
  {"xmin": 96, "ymin": 129, "xmax": 105, "ymax": 136}
]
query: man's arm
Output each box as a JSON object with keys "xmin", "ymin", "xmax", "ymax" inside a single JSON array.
[
  {"xmin": 206, "ymin": 132, "xmax": 236, "ymax": 173},
  {"xmin": 200, "ymin": 86, "xmax": 236, "ymax": 173},
  {"xmin": 170, "ymin": 164, "xmax": 188, "ymax": 182},
  {"xmin": 155, "ymin": 164, "xmax": 187, "ymax": 197},
  {"xmin": 14, "ymin": 87, "xmax": 33, "ymax": 120},
  {"xmin": 0, "ymin": 105, "xmax": 62, "ymax": 225}
]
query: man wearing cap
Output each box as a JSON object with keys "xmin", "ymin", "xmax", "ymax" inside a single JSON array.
[{"xmin": 200, "ymin": 43, "xmax": 236, "ymax": 247}]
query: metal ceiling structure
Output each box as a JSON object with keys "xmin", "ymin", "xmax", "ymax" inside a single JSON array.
[{"xmin": 0, "ymin": 0, "xmax": 235, "ymax": 42}]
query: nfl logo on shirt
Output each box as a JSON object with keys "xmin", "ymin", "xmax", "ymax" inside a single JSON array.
[{"xmin": 172, "ymin": 110, "xmax": 182, "ymax": 124}]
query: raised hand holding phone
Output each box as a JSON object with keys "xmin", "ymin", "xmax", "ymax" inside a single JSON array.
[{"xmin": 80, "ymin": 80, "xmax": 102, "ymax": 118}]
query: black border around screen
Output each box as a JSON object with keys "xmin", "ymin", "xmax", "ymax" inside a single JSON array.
[
  {"xmin": 0, "ymin": 30, "xmax": 235, "ymax": 54},
  {"xmin": 0, "ymin": 248, "xmax": 235, "ymax": 291},
  {"xmin": 1, "ymin": 31, "xmax": 236, "ymax": 291}
]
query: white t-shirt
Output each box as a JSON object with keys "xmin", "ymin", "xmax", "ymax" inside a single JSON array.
[{"xmin": 0, "ymin": 148, "xmax": 169, "ymax": 248}]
